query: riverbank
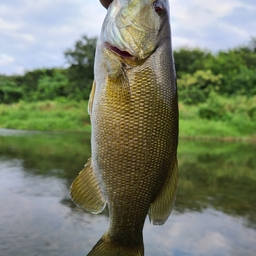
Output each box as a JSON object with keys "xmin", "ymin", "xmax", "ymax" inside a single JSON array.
[
  {"xmin": 0, "ymin": 100, "xmax": 255, "ymax": 140},
  {"xmin": 0, "ymin": 100, "xmax": 91, "ymax": 132}
]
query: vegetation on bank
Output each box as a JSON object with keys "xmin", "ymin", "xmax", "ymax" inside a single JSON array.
[
  {"xmin": 0, "ymin": 100, "xmax": 91, "ymax": 132},
  {"xmin": 0, "ymin": 35, "xmax": 256, "ymax": 138},
  {"xmin": 179, "ymin": 92, "xmax": 256, "ymax": 138},
  {"xmin": 0, "ymin": 94, "xmax": 255, "ymax": 139}
]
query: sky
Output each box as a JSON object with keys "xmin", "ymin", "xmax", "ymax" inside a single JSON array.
[{"xmin": 1, "ymin": 0, "xmax": 256, "ymax": 75}]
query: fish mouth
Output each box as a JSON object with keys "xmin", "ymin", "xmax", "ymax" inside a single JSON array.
[{"xmin": 105, "ymin": 42, "xmax": 134, "ymax": 59}]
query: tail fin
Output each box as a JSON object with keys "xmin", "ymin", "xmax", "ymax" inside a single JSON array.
[{"xmin": 87, "ymin": 232, "xmax": 144, "ymax": 256}]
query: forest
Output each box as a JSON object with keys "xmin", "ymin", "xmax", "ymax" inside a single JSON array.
[{"xmin": 0, "ymin": 35, "xmax": 255, "ymax": 138}]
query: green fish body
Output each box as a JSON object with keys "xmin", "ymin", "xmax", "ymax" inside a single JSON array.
[{"xmin": 70, "ymin": 0, "xmax": 178, "ymax": 255}]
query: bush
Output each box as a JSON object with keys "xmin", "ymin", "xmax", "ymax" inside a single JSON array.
[
  {"xmin": 198, "ymin": 92, "xmax": 256, "ymax": 123},
  {"xmin": 0, "ymin": 76, "xmax": 23, "ymax": 103},
  {"xmin": 33, "ymin": 71, "xmax": 69, "ymax": 101},
  {"xmin": 220, "ymin": 66, "xmax": 256, "ymax": 96},
  {"xmin": 178, "ymin": 70, "xmax": 222, "ymax": 104}
]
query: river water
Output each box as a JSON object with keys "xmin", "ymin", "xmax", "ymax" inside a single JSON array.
[{"xmin": 0, "ymin": 128, "xmax": 255, "ymax": 256}]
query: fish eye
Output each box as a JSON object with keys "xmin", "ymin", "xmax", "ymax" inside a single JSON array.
[{"xmin": 153, "ymin": 0, "xmax": 165, "ymax": 15}]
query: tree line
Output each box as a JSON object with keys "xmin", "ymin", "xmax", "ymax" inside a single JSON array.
[{"xmin": 1, "ymin": 35, "xmax": 256, "ymax": 105}]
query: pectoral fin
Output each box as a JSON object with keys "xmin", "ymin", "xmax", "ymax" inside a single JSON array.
[
  {"xmin": 88, "ymin": 80, "xmax": 96, "ymax": 115},
  {"xmin": 149, "ymin": 158, "xmax": 178, "ymax": 225},
  {"xmin": 70, "ymin": 158, "xmax": 106, "ymax": 214}
]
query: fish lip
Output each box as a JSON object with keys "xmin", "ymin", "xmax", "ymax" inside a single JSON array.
[{"xmin": 104, "ymin": 42, "xmax": 135, "ymax": 59}]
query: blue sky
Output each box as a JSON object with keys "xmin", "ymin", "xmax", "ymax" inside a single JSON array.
[{"xmin": 1, "ymin": 0, "xmax": 256, "ymax": 75}]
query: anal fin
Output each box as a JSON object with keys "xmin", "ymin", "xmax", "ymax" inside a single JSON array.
[
  {"xmin": 70, "ymin": 158, "xmax": 106, "ymax": 214},
  {"xmin": 149, "ymin": 158, "xmax": 178, "ymax": 225}
]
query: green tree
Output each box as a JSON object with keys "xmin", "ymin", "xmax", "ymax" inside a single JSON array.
[
  {"xmin": 174, "ymin": 48, "xmax": 214, "ymax": 78},
  {"xmin": 178, "ymin": 70, "xmax": 222, "ymax": 104},
  {"xmin": 64, "ymin": 35, "xmax": 97, "ymax": 100},
  {"xmin": 192, "ymin": 38, "xmax": 256, "ymax": 97},
  {"xmin": 234, "ymin": 37, "xmax": 256, "ymax": 69},
  {"xmin": 33, "ymin": 69, "xmax": 69, "ymax": 101},
  {"xmin": 204, "ymin": 50, "xmax": 243, "ymax": 75},
  {"xmin": 220, "ymin": 65, "xmax": 256, "ymax": 96},
  {"xmin": 17, "ymin": 69, "xmax": 58, "ymax": 101},
  {"xmin": 0, "ymin": 75, "xmax": 23, "ymax": 103}
]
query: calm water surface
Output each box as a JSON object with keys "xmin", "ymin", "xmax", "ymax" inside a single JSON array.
[{"xmin": 0, "ymin": 128, "xmax": 255, "ymax": 256}]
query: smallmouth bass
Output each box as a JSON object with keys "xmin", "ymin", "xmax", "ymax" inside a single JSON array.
[{"xmin": 70, "ymin": 0, "xmax": 179, "ymax": 255}]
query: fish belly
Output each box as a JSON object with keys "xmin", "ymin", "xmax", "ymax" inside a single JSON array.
[{"xmin": 91, "ymin": 45, "xmax": 178, "ymax": 246}]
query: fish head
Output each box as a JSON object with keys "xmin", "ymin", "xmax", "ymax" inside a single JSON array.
[{"xmin": 101, "ymin": 0, "xmax": 171, "ymax": 60}]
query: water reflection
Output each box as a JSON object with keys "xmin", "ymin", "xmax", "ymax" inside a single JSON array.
[{"xmin": 0, "ymin": 129, "xmax": 255, "ymax": 255}]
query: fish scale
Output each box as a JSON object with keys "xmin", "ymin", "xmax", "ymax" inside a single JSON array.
[
  {"xmin": 70, "ymin": 0, "xmax": 178, "ymax": 255},
  {"xmin": 92, "ymin": 56, "xmax": 174, "ymax": 243}
]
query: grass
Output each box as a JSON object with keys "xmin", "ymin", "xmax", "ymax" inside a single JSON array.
[
  {"xmin": 178, "ymin": 99, "xmax": 256, "ymax": 140},
  {"xmin": 179, "ymin": 119, "xmax": 241, "ymax": 137},
  {"xmin": 0, "ymin": 99, "xmax": 255, "ymax": 140},
  {"xmin": 0, "ymin": 100, "xmax": 91, "ymax": 132}
]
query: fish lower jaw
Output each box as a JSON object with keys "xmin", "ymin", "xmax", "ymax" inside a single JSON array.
[{"xmin": 104, "ymin": 42, "xmax": 136, "ymax": 60}]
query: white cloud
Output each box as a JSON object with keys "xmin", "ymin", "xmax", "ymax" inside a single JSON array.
[
  {"xmin": 0, "ymin": 18, "xmax": 23, "ymax": 30},
  {"xmin": 0, "ymin": 0, "xmax": 256, "ymax": 74},
  {"xmin": 143, "ymin": 208, "xmax": 256, "ymax": 256},
  {"xmin": 170, "ymin": 0, "xmax": 256, "ymax": 50},
  {"xmin": 0, "ymin": 0, "xmax": 107, "ymax": 75},
  {"xmin": 0, "ymin": 54, "xmax": 14, "ymax": 66},
  {"xmin": 0, "ymin": 54, "xmax": 24, "ymax": 75},
  {"xmin": 190, "ymin": 0, "xmax": 244, "ymax": 16}
]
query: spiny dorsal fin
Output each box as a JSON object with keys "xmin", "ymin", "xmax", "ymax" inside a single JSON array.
[
  {"xmin": 70, "ymin": 158, "xmax": 106, "ymax": 214},
  {"xmin": 149, "ymin": 158, "xmax": 178, "ymax": 225}
]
